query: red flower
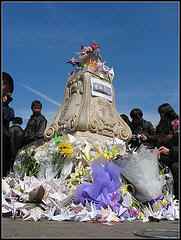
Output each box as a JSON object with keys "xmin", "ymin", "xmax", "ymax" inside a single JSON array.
[
  {"xmin": 90, "ymin": 42, "xmax": 100, "ymax": 50},
  {"xmin": 171, "ymin": 119, "xmax": 179, "ymax": 131}
]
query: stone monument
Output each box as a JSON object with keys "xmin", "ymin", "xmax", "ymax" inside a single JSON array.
[{"xmin": 44, "ymin": 42, "xmax": 132, "ymax": 143}]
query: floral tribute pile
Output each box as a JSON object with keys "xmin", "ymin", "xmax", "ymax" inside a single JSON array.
[
  {"xmin": 2, "ymin": 132, "xmax": 179, "ymax": 223},
  {"xmin": 2, "ymin": 42, "xmax": 179, "ymax": 223}
]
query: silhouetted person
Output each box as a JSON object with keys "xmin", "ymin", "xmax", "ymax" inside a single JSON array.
[
  {"xmin": 158, "ymin": 134, "xmax": 179, "ymax": 199},
  {"xmin": 3, "ymin": 95, "xmax": 15, "ymax": 176},
  {"xmin": 9, "ymin": 117, "xmax": 24, "ymax": 171},
  {"xmin": 129, "ymin": 108, "xmax": 155, "ymax": 148},
  {"xmin": 2, "ymin": 72, "xmax": 15, "ymax": 177},
  {"xmin": 156, "ymin": 103, "xmax": 179, "ymax": 199},
  {"xmin": 23, "ymin": 100, "xmax": 47, "ymax": 146},
  {"xmin": 156, "ymin": 103, "xmax": 179, "ymax": 148}
]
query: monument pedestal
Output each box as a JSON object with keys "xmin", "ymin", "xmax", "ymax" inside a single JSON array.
[{"xmin": 44, "ymin": 71, "xmax": 132, "ymax": 142}]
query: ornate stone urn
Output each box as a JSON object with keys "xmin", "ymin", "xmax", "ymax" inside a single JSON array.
[{"xmin": 44, "ymin": 42, "xmax": 132, "ymax": 142}]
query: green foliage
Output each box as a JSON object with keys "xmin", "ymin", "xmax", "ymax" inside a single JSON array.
[
  {"xmin": 14, "ymin": 149, "xmax": 40, "ymax": 177},
  {"xmin": 51, "ymin": 151, "xmax": 66, "ymax": 176},
  {"xmin": 52, "ymin": 132, "xmax": 63, "ymax": 145}
]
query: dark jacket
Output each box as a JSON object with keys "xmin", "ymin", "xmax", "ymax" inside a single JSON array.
[
  {"xmin": 167, "ymin": 132, "xmax": 178, "ymax": 164},
  {"xmin": 168, "ymin": 133, "xmax": 179, "ymax": 199},
  {"xmin": 130, "ymin": 119, "xmax": 155, "ymax": 137},
  {"xmin": 3, "ymin": 103, "xmax": 15, "ymax": 137},
  {"xmin": 129, "ymin": 119, "xmax": 155, "ymax": 148},
  {"xmin": 9, "ymin": 124, "xmax": 24, "ymax": 171},
  {"xmin": 159, "ymin": 132, "xmax": 179, "ymax": 199},
  {"xmin": 158, "ymin": 132, "xmax": 178, "ymax": 166},
  {"xmin": 156, "ymin": 103, "xmax": 178, "ymax": 147},
  {"xmin": 155, "ymin": 119, "xmax": 175, "ymax": 148},
  {"xmin": 9, "ymin": 124, "xmax": 24, "ymax": 156},
  {"xmin": 3, "ymin": 102, "xmax": 15, "ymax": 176},
  {"xmin": 24, "ymin": 113, "xmax": 47, "ymax": 145},
  {"xmin": 156, "ymin": 119, "xmax": 172, "ymax": 135}
]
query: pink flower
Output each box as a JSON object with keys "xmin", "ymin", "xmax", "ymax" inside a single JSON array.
[{"xmin": 171, "ymin": 119, "xmax": 179, "ymax": 131}]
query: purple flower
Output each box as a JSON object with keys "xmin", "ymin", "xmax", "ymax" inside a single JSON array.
[{"xmin": 73, "ymin": 160, "xmax": 122, "ymax": 211}]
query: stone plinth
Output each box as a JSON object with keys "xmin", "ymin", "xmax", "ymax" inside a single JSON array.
[{"xmin": 44, "ymin": 70, "xmax": 132, "ymax": 142}]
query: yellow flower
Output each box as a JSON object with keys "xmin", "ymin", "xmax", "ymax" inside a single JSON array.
[
  {"xmin": 66, "ymin": 165, "xmax": 91, "ymax": 191},
  {"xmin": 102, "ymin": 145, "xmax": 120, "ymax": 160},
  {"xmin": 58, "ymin": 143, "xmax": 74, "ymax": 157},
  {"xmin": 111, "ymin": 145, "xmax": 120, "ymax": 157},
  {"xmin": 160, "ymin": 199, "xmax": 168, "ymax": 207},
  {"xmin": 103, "ymin": 151, "xmax": 110, "ymax": 160},
  {"xmin": 120, "ymin": 185, "xmax": 129, "ymax": 195},
  {"xmin": 152, "ymin": 201, "xmax": 163, "ymax": 212},
  {"xmin": 159, "ymin": 169, "xmax": 165, "ymax": 176},
  {"xmin": 138, "ymin": 211, "xmax": 144, "ymax": 220},
  {"xmin": 120, "ymin": 184, "xmax": 135, "ymax": 196}
]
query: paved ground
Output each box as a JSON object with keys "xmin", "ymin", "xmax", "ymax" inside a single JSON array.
[{"xmin": 1, "ymin": 218, "xmax": 180, "ymax": 239}]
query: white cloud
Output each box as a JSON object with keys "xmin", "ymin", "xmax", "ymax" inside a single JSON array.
[{"xmin": 18, "ymin": 82, "xmax": 60, "ymax": 107}]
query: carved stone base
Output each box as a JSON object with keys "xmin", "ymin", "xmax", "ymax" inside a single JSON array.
[
  {"xmin": 45, "ymin": 71, "xmax": 132, "ymax": 142},
  {"xmin": 73, "ymin": 131, "xmax": 118, "ymax": 145}
]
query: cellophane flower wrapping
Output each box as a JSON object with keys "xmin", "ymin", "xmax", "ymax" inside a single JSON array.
[
  {"xmin": 73, "ymin": 158, "xmax": 122, "ymax": 212},
  {"xmin": 4, "ymin": 131, "xmax": 179, "ymax": 223},
  {"xmin": 114, "ymin": 146, "xmax": 164, "ymax": 202}
]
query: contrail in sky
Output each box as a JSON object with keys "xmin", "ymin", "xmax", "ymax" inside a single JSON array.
[{"xmin": 19, "ymin": 82, "xmax": 60, "ymax": 106}]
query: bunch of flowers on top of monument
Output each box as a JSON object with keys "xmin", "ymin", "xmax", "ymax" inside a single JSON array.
[
  {"xmin": 66, "ymin": 41, "xmax": 101, "ymax": 67},
  {"xmin": 66, "ymin": 41, "xmax": 114, "ymax": 82},
  {"xmin": 79, "ymin": 42, "xmax": 100, "ymax": 56}
]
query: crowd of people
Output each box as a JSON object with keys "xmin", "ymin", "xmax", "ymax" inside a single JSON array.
[
  {"xmin": 2, "ymin": 72, "xmax": 179, "ymax": 200},
  {"xmin": 2, "ymin": 72, "xmax": 47, "ymax": 177},
  {"xmin": 120, "ymin": 104, "xmax": 179, "ymax": 199}
]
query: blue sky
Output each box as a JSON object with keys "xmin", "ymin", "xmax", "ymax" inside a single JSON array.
[{"xmin": 2, "ymin": 2, "xmax": 179, "ymax": 128}]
